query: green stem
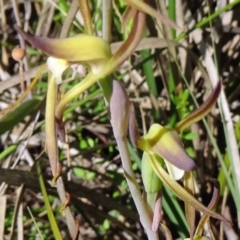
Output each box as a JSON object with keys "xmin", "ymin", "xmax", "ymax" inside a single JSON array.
[
  {"xmin": 102, "ymin": 0, "xmax": 112, "ymax": 43},
  {"xmin": 97, "ymin": 0, "xmax": 113, "ymax": 102}
]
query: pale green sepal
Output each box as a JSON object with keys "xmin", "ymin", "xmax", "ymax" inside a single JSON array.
[
  {"xmin": 142, "ymin": 152, "xmax": 163, "ymax": 193},
  {"xmin": 142, "ymin": 152, "xmax": 163, "ymax": 231}
]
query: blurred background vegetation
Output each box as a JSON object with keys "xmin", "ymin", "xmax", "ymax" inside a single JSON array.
[{"xmin": 0, "ymin": 0, "xmax": 240, "ymax": 239}]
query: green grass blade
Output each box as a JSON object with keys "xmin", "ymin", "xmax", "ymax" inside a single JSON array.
[
  {"xmin": 0, "ymin": 144, "xmax": 17, "ymax": 161},
  {"xmin": 176, "ymin": 0, "xmax": 240, "ymax": 41},
  {"xmin": 162, "ymin": 186, "xmax": 188, "ymax": 238},
  {"xmin": 140, "ymin": 32, "xmax": 160, "ymax": 121},
  {"xmin": 168, "ymin": 0, "xmax": 176, "ymax": 38},
  {"xmin": 140, "ymin": 42, "xmax": 158, "ymax": 96},
  {"xmin": 0, "ymin": 99, "xmax": 40, "ymax": 135},
  {"xmin": 27, "ymin": 206, "xmax": 44, "ymax": 240},
  {"xmin": 37, "ymin": 164, "xmax": 63, "ymax": 240}
]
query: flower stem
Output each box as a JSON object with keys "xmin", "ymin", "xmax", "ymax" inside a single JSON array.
[{"xmin": 115, "ymin": 137, "xmax": 159, "ymax": 239}]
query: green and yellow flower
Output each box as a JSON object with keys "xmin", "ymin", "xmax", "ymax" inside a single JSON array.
[
  {"xmin": 15, "ymin": 9, "xmax": 146, "ymax": 176},
  {"xmin": 129, "ymin": 81, "xmax": 229, "ymax": 233}
]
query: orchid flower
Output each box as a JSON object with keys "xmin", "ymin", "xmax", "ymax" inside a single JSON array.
[
  {"xmin": 14, "ymin": 0, "xmax": 180, "ymax": 178},
  {"xmin": 129, "ymin": 81, "xmax": 229, "ymax": 232},
  {"xmin": 130, "ymin": 81, "xmax": 221, "ymax": 180},
  {"xmin": 14, "ymin": 23, "xmax": 114, "ymax": 176},
  {"xmin": 15, "ymin": 8, "xmax": 146, "ymax": 177}
]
